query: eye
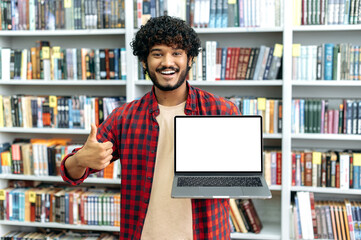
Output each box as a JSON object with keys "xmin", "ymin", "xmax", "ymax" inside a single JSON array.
[
  {"xmin": 152, "ymin": 53, "xmax": 162, "ymax": 57},
  {"xmin": 173, "ymin": 52, "xmax": 182, "ymax": 56}
]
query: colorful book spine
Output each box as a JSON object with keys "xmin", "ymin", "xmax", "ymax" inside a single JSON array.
[{"xmin": 324, "ymin": 43, "xmax": 335, "ymax": 80}]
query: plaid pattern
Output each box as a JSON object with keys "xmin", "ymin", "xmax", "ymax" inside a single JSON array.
[{"xmin": 61, "ymin": 82, "xmax": 240, "ymax": 240}]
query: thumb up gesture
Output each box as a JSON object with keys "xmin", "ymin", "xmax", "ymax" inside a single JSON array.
[{"xmin": 76, "ymin": 124, "xmax": 114, "ymax": 170}]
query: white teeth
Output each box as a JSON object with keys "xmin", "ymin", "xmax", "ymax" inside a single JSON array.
[{"xmin": 161, "ymin": 70, "xmax": 175, "ymax": 75}]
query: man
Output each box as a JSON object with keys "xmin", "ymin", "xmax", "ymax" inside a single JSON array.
[{"xmin": 61, "ymin": 16, "xmax": 240, "ymax": 239}]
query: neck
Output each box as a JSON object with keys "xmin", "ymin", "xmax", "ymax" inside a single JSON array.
[{"xmin": 154, "ymin": 82, "xmax": 188, "ymax": 106}]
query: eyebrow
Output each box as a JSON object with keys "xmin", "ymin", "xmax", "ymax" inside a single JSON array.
[{"xmin": 150, "ymin": 47, "xmax": 183, "ymax": 52}]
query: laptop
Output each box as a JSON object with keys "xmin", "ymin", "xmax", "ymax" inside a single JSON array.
[{"xmin": 171, "ymin": 115, "xmax": 272, "ymax": 199}]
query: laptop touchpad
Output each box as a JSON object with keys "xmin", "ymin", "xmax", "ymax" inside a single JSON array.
[
  {"xmin": 242, "ymin": 187, "xmax": 266, "ymax": 197},
  {"xmin": 198, "ymin": 187, "xmax": 244, "ymax": 197}
]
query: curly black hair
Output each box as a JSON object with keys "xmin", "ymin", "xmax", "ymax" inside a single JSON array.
[{"xmin": 131, "ymin": 16, "xmax": 201, "ymax": 63}]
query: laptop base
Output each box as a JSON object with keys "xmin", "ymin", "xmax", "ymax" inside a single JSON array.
[{"xmin": 171, "ymin": 176, "xmax": 272, "ymax": 199}]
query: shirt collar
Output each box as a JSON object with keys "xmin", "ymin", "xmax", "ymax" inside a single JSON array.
[{"xmin": 148, "ymin": 81, "xmax": 198, "ymax": 115}]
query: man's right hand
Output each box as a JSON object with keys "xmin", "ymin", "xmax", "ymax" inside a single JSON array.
[{"xmin": 74, "ymin": 123, "xmax": 114, "ymax": 170}]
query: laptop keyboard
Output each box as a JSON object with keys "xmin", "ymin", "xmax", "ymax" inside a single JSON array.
[{"xmin": 177, "ymin": 176, "xmax": 263, "ymax": 187}]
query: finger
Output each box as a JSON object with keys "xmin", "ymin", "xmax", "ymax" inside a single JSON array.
[
  {"xmin": 101, "ymin": 141, "xmax": 113, "ymax": 149},
  {"xmin": 106, "ymin": 148, "xmax": 113, "ymax": 156},
  {"xmin": 87, "ymin": 123, "xmax": 98, "ymax": 142},
  {"xmin": 102, "ymin": 156, "xmax": 113, "ymax": 169}
]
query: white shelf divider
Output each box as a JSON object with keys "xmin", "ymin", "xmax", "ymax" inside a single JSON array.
[
  {"xmin": 292, "ymin": 80, "xmax": 361, "ymax": 87},
  {"xmin": 230, "ymin": 222, "xmax": 281, "ymax": 240},
  {"xmin": 0, "ymin": 127, "xmax": 90, "ymax": 135},
  {"xmin": 0, "ymin": 174, "xmax": 121, "ymax": 184},
  {"xmin": 195, "ymin": 27, "xmax": 284, "ymax": 34},
  {"xmin": 291, "ymin": 186, "xmax": 361, "ymax": 195},
  {"xmin": 136, "ymin": 80, "xmax": 283, "ymax": 86},
  {"xmin": 280, "ymin": 0, "xmax": 293, "ymax": 239},
  {"xmin": 292, "ymin": 133, "xmax": 361, "ymax": 141},
  {"xmin": 0, "ymin": 80, "xmax": 126, "ymax": 86},
  {"xmin": 0, "ymin": 29, "xmax": 126, "ymax": 36},
  {"xmin": 292, "ymin": 25, "xmax": 361, "ymax": 31},
  {"xmin": 0, "ymin": 220, "xmax": 120, "ymax": 232}
]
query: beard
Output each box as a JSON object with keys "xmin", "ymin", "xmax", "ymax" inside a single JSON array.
[{"xmin": 145, "ymin": 64, "xmax": 190, "ymax": 92}]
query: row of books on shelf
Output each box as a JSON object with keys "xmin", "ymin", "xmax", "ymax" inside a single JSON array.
[
  {"xmin": 229, "ymin": 198, "xmax": 262, "ymax": 234},
  {"xmin": 264, "ymin": 150, "xmax": 282, "ymax": 186},
  {"xmin": 0, "ymin": 95, "xmax": 126, "ymax": 129},
  {"xmin": 0, "ymin": 42, "xmax": 127, "ymax": 80},
  {"xmin": 137, "ymin": 0, "xmax": 282, "ymax": 29},
  {"xmin": 292, "ymin": 192, "xmax": 361, "ymax": 239},
  {"xmin": 140, "ymin": 42, "xmax": 284, "ymax": 81},
  {"xmin": 228, "ymin": 97, "xmax": 282, "ymax": 134},
  {"xmin": 0, "ymin": 139, "xmax": 121, "ymax": 179},
  {"xmin": 1, "ymin": 231, "xmax": 118, "ymax": 240},
  {"xmin": 293, "ymin": 0, "xmax": 361, "ymax": 26},
  {"xmin": 0, "ymin": 0, "xmax": 125, "ymax": 31},
  {"xmin": 0, "ymin": 185, "xmax": 121, "ymax": 227},
  {"xmin": 195, "ymin": 42, "xmax": 283, "ymax": 81},
  {"xmin": 291, "ymin": 98, "xmax": 361, "ymax": 135},
  {"xmin": 292, "ymin": 43, "xmax": 361, "ymax": 81},
  {"xmin": 291, "ymin": 150, "xmax": 361, "ymax": 190}
]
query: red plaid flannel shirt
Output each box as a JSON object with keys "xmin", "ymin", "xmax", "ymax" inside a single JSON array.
[{"xmin": 61, "ymin": 82, "xmax": 240, "ymax": 239}]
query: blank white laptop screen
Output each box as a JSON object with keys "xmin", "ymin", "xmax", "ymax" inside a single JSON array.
[{"xmin": 175, "ymin": 116, "xmax": 262, "ymax": 172}]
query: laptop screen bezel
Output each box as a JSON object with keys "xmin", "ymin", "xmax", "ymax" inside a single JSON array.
[{"xmin": 174, "ymin": 115, "xmax": 264, "ymax": 175}]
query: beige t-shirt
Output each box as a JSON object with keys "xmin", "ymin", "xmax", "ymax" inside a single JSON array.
[{"xmin": 141, "ymin": 102, "xmax": 193, "ymax": 240}]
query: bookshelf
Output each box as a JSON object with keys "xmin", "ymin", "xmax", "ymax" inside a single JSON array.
[
  {"xmin": 0, "ymin": 0, "xmax": 132, "ymax": 236},
  {"xmin": 0, "ymin": 0, "xmax": 360, "ymax": 239},
  {"xmin": 289, "ymin": 0, "xmax": 361, "ymax": 239}
]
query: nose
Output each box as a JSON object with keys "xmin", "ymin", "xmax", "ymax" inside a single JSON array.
[{"xmin": 161, "ymin": 53, "xmax": 174, "ymax": 67}]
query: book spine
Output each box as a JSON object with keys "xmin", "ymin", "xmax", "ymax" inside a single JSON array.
[
  {"xmin": 240, "ymin": 199, "xmax": 262, "ymax": 233},
  {"xmin": 262, "ymin": 47, "xmax": 274, "ymax": 80},
  {"xmin": 324, "ymin": 43, "xmax": 335, "ymax": 80}
]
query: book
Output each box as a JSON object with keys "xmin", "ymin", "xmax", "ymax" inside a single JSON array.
[
  {"xmin": 297, "ymin": 191, "xmax": 314, "ymax": 239},
  {"xmin": 339, "ymin": 203, "xmax": 347, "ymax": 240},
  {"xmin": 262, "ymin": 47, "xmax": 274, "ymax": 80},
  {"xmin": 229, "ymin": 198, "xmax": 247, "ymax": 233},
  {"xmin": 309, "ymin": 192, "xmax": 318, "ymax": 237},
  {"xmin": 304, "ymin": 151, "xmax": 313, "ymax": 186},
  {"xmin": 333, "ymin": 202, "xmax": 342, "ymax": 239},
  {"xmin": 345, "ymin": 199, "xmax": 356, "ymax": 240},
  {"xmin": 229, "ymin": 207, "xmax": 241, "ymax": 232},
  {"xmin": 252, "ymin": 45, "xmax": 267, "ymax": 80},
  {"xmin": 314, "ymin": 204, "xmax": 322, "ymax": 239},
  {"xmin": 267, "ymin": 43, "xmax": 283, "ymax": 80},
  {"xmin": 324, "ymin": 203, "xmax": 334, "ymax": 239},
  {"xmin": 239, "ymin": 199, "xmax": 262, "ymax": 233},
  {"xmin": 320, "ymin": 202, "xmax": 329, "ymax": 239},
  {"xmin": 293, "ymin": 198, "xmax": 302, "ymax": 239},
  {"xmin": 324, "ymin": 43, "xmax": 335, "ymax": 80}
]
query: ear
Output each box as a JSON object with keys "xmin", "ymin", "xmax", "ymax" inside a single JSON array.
[
  {"xmin": 188, "ymin": 57, "xmax": 194, "ymax": 68},
  {"xmin": 141, "ymin": 61, "xmax": 146, "ymax": 69}
]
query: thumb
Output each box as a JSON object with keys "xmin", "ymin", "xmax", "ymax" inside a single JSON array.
[{"xmin": 87, "ymin": 123, "xmax": 98, "ymax": 142}]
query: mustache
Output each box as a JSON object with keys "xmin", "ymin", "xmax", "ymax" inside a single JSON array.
[{"xmin": 156, "ymin": 66, "xmax": 180, "ymax": 72}]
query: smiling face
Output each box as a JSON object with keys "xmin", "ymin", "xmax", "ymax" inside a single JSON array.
[{"xmin": 143, "ymin": 44, "xmax": 192, "ymax": 92}]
